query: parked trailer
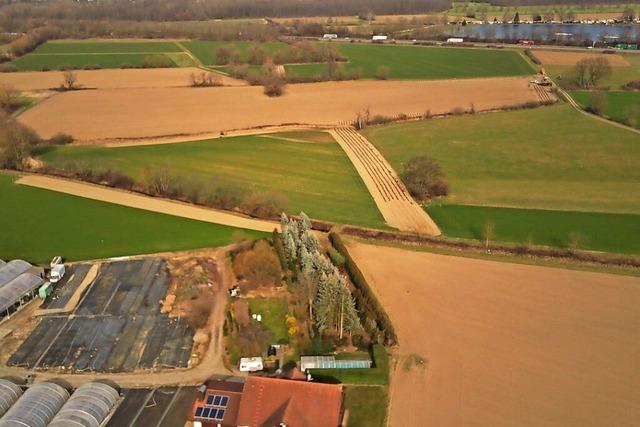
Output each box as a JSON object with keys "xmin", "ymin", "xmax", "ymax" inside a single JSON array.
[
  {"xmin": 239, "ymin": 357, "xmax": 263, "ymax": 372},
  {"xmin": 446, "ymin": 37, "xmax": 464, "ymax": 43},
  {"xmin": 372, "ymin": 35, "xmax": 388, "ymax": 42},
  {"xmin": 323, "ymin": 34, "xmax": 338, "ymax": 40}
]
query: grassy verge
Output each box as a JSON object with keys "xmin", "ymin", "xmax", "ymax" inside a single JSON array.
[
  {"xmin": 247, "ymin": 297, "xmax": 288, "ymax": 343},
  {"xmin": 363, "ymin": 104, "xmax": 640, "ymax": 214},
  {"xmin": 11, "ymin": 53, "xmax": 181, "ymax": 71},
  {"xmin": 39, "ymin": 132, "xmax": 386, "ymax": 228},
  {"xmin": 343, "ymin": 385, "xmax": 388, "ymax": 427},
  {"xmin": 427, "ymin": 203, "xmax": 640, "ymax": 255},
  {"xmin": 0, "ymin": 173, "xmax": 265, "ymax": 264}
]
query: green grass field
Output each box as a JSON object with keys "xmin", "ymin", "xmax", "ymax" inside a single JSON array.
[
  {"xmin": 39, "ymin": 132, "xmax": 385, "ymax": 228},
  {"xmin": 181, "ymin": 40, "xmax": 288, "ymax": 65},
  {"xmin": 0, "ymin": 174, "xmax": 265, "ymax": 264},
  {"xmin": 363, "ymin": 104, "xmax": 640, "ymax": 254},
  {"xmin": 572, "ymin": 90, "xmax": 640, "ymax": 127},
  {"xmin": 10, "ymin": 40, "xmax": 190, "ymax": 71},
  {"xmin": 247, "ymin": 297, "xmax": 288, "ymax": 343},
  {"xmin": 364, "ymin": 104, "xmax": 640, "ymax": 214},
  {"xmin": 427, "ymin": 204, "xmax": 640, "ymax": 254},
  {"xmin": 448, "ymin": 1, "xmax": 640, "ymax": 16},
  {"xmin": 286, "ymin": 43, "xmax": 535, "ymax": 79}
]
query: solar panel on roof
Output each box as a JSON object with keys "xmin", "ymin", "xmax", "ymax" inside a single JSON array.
[
  {"xmin": 220, "ymin": 396, "xmax": 229, "ymax": 406},
  {"xmin": 217, "ymin": 409, "xmax": 226, "ymax": 420},
  {"xmin": 213, "ymin": 395, "xmax": 221, "ymax": 405},
  {"xmin": 206, "ymin": 395, "xmax": 214, "ymax": 405},
  {"xmin": 195, "ymin": 406, "xmax": 203, "ymax": 417}
]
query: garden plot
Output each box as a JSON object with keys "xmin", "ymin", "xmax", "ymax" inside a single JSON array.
[{"xmin": 7, "ymin": 258, "xmax": 194, "ymax": 372}]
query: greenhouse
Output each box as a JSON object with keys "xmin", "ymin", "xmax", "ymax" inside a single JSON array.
[
  {"xmin": 0, "ymin": 380, "xmax": 22, "ymax": 418},
  {"xmin": 49, "ymin": 382, "xmax": 120, "ymax": 427},
  {"xmin": 0, "ymin": 273, "xmax": 43, "ymax": 317},
  {"xmin": 0, "ymin": 382, "xmax": 69, "ymax": 427},
  {"xmin": 0, "ymin": 260, "xmax": 32, "ymax": 288}
]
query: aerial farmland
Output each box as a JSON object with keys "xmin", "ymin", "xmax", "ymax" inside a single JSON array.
[{"xmin": 0, "ymin": 2, "xmax": 639, "ymax": 426}]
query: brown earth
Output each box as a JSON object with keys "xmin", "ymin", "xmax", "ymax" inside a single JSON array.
[
  {"xmin": 0, "ymin": 67, "xmax": 245, "ymax": 91},
  {"xmin": 347, "ymin": 241, "xmax": 640, "ymax": 426},
  {"xmin": 533, "ymin": 50, "xmax": 631, "ymax": 66},
  {"xmin": 18, "ymin": 76, "xmax": 541, "ymax": 142}
]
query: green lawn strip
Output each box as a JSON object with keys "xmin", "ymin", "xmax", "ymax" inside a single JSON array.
[
  {"xmin": 266, "ymin": 130, "xmax": 336, "ymax": 143},
  {"xmin": 0, "ymin": 173, "xmax": 265, "ymax": 264},
  {"xmin": 571, "ymin": 90, "xmax": 640, "ymax": 126},
  {"xmin": 247, "ymin": 297, "xmax": 288, "ymax": 343},
  {"xmin": 427, "ymin": 203, "xmax": 640, "ymax": 255},
  {"xmin": 343, "ymin": 385, "xmax": 388, "ymax": 427},
  {"xmin": 333, "ymin": 43, "xmax": 535, "ymax": 79},
  {"xmin": 11, "ymin": 53, "xmax": 177, "ymax": 71},
  {"xmin": 181, "ymin": 40, "xmax": 289, "ymax": 66},
  {"xmin": 363, "ymin": 104, "xmax": 640, "ymax": 214},
  {"xmin": 39, "ymin": 133, "xmax": 385, "ymax": 228},
  {"xmin": 309, "ymin": 345, "xmax": 389, "ymax": 385},
  {"xmin": 32, "ymin": 40, "xmax": 183, "ymax": 54}
]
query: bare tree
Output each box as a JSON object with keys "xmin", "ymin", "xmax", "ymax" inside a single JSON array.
[
  {"xmin": 61, "ymin": 70, "xmax": 78, "ymax": 90},
  {"xmin": 0, "ymin": 84, "xmax": 18, "ymax": 112}
]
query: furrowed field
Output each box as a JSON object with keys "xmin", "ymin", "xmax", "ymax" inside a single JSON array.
[
  {"xmin": 286, "ymin": 44, "xmax": 535, "ymax": 80},
  {"xmin": 10, "ymin": 40, "xmax": 195, "ymax": 70},
  {"xmin": 39, "ymin": 131, "xmax": 386, "ymax": 228},
  {"xmin": 0, "ymin": 173, "xmax": 265, "ymax": 263},
  {"xmin": 363, "ymin": 105, "xmax": 640, "ymax": 253}
]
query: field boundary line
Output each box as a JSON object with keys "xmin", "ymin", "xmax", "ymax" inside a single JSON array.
[{"xmin": 16, "ymin": 174, "xmax": 278, "ymax": 233}]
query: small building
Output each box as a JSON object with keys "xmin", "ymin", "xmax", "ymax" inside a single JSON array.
[
  {"xmin": 0, "ymin": 272, "xmax": 44, "ymax": 319},
  {"xmin": 0, "ymin": 260, "xmax": 32, "ymax": 288},
  {"xmin": 372, "ymin": 35, "xmax": 388, "ymax": 42},
  {"xmin": 300, "ymin": 355, "xmax": 372, "ymax": 371}
]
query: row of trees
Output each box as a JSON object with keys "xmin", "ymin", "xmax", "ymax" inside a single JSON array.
[
  {"xmin": 215, "ymin": 42, "xmax": 344, "ymax": 67},
  {"xmin": 280, "ymin": 213, "xmax": 360, "ymax": 339}
]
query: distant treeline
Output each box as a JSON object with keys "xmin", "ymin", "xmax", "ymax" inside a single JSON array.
[{"xmin": 0, "ymin": 0, "xmax": 450, "ymax": 27}]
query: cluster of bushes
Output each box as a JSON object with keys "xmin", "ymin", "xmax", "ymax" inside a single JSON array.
[
  {"xmin": 189, "ymin": 71, "xmax": 223, "ymax": 87},
  {"xmin": 400, "ymin": 155, "xmax": 449, "ymax": 201},
  {"xmin": 8, "ymin": 26, "xmax": 59, "ymax": 57},
  {"xmin": 621, "ymin": 80, "xmax": 640, "ymax": 91},
  {"xmin": 329, "ymin": 232, "xmax": 398, "ymax": 346},
  {"xmin": 232, "ymin": 240, "xmax": 282, "ymax": 289},
  {"xmin": 52, "ymin": 162, "xmax": 289, "ymax": 219},
  {"xmin": 341, "ymin": 226, "xmax": 640, "ymax": 269},
  {"xmin": 227, "ymin": 64, "xmax": 287, "ymax": 96}
]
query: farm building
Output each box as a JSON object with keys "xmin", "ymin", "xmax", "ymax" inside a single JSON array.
[
  {"xmin": 0, "ymin": 260, "xmax": 33, "ymax": 288},
  {"xmin": 191, "ymin": 376, "xmax": 344, "ymax": 427},
  {"xmin": 0, "ymin": 381, "xmax": 120, "ymax": 427},
  {"xmin": 300, "ymin": 355, "xmax": 372, "ymax": 371},
  {"xmin": 0, "ymin": 272, "xmax": 44, "ymax": 319}
]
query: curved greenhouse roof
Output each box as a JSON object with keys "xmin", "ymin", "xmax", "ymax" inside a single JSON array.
[
  {"xmin": 49, "ymin": 382, "xmax": 119, "ymax": 427},
  {"xmin": 0, "ymin": 273, "xmax": 43, "ymax": 314},
  {"xmin": 0, "ymin": 381, "xmax": 69, "ymax": 427},
  {"xmin": 0, "ymin": 260, "xmax": 32, "ymax": 288},
  {"xmin": 0, "ymin": 379, "xmax": 22, "ymax": 418}
]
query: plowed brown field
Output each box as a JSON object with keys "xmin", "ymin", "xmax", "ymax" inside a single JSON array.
[
  {"xmin": 19, "ymin": 76, "xmax": 541, "ymax": 142},
  {"xmin": 347, "ymin": 242, "xmax": 640, "ymax": 426},
  {"xmin": 0, "ymin": 67, "xmax": 244, "ymax": 91},
  {"xmin": 533, "ymin": 50, "xmax": 631, "ymax": 66}
]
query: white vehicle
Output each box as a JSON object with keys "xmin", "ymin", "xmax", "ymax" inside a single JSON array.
[
  {"xmin": 372, "ymin": 35, "xmax": 388, "ymax": 41},
  {"xmin": 446, "ymin": 37, "xmax": 464, "ymax": 43},
  {"xmin": 239, "ymin": 357, "xmax": 263, "ymax": 372},
  {"xmin": 49, "ymin": 264, "xmax": 65, "ymax": 284},
  {"xmin": 50, "ymin": 256, "xmax": 63, "ymax": 269},
  {"xmin": 322, "ymin": 33, "xmax": 338, "ymax": 40}
]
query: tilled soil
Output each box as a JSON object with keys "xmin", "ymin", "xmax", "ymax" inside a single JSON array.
[
  {"xmin": 19, "ymin": 77, "xmax": 542, "ymax": 142},
  {"xmin": 347, "ymin": 241, "xmax": 640, "ymax": 426}
]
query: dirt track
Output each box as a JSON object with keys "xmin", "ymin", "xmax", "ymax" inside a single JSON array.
[
  {"xmin": 347, "ymin": 241, "xmax": 640, "ymax": 426},
  {"xmin": 533, "ymin": 50, "xmax": 631, "ymax": 66},
  {"xmin": 0, "ymin": 68, "xmax": 244, "ymax": 91},
  {"xmin": 16, "ymin": 174, "xmax": 278, "ymax": 233},
  {"xmin": 19, "ymin": 76, "xmax": 541, "ymax": 142},
  {"xmin": 330, "ymin": 127, "xmax": 440, "ymax": 235}
]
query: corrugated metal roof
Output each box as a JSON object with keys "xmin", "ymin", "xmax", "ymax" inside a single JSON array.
[
  {"xmin": 0, "ymin": 260, "xmax": 32, "ymax": 289},
  {"xmin": 49, "ymin": 382, "xmax": 120, "ymax": 427},
  {"xmin": 0, "ymin": 382, "xmax": 69, "ymax": 427},
  {"xmin": 0, "ymin": 273, "xmax": 43, "ymax": 314},
  {"xmin": 0, "ymin": 379, "xmax": 22, "ymax": 418}
]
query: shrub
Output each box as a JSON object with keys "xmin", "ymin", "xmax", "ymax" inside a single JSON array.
[
  {"xmin": 0, "ymin": 117, "xmax": 42, "ymax": 169},
  {"xmin": 190, "ymin": 71, "xmax": 223, "ymax": 87},
  {"xmin": 263, "ymin": 75, "xmax": 286, "ymax": 97},
  {"xmin": 587, "ymin": 91, "xmax": 607, "ymax": 115},
  {"xmin": 0, "ymin": 64, "xmax": 17, "ymax": 73},
  {"xmin": 400, "ymin": 155, "xmax": 449, "ymax": 201},
  {"xmin": 48, "ymin": 133, "xmax": 74, "ymax": 145},
  {"xmin": 327, "ymin": 247, "xmax": 345, "ymax": 267},
  {"xmin": 242, "ymin": 189, "xmax": 289, "ymax": 218},
  {"xmin": 375, "ymin": 65, "xmax": 390, "ymax": 80},
  {"xmin": 142, "ymin": 54, "xmax": 173, "ymax": 68},
  {"xmin": 232, "ymin": 240, "xmax": 282, "ymax": 288}
]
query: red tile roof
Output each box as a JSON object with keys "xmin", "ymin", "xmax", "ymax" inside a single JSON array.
[{"xmin": 236, "ymin": 377, "xmax": 343, "ymax": 427}]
